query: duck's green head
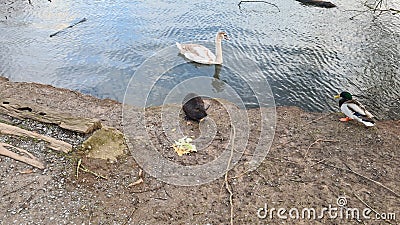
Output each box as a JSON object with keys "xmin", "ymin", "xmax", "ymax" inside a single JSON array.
[{"xmin": 334, "ymin": 91, "xmax": 352, "ymax": 100}]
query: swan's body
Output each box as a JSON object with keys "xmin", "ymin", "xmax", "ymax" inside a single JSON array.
[
  {"xmin": 176, "ymin": 31, "xmax": 228, "ymax": 65},
  {"xmin": 334, "ymin": 92, "xmax": 375, "ymax": 127}
]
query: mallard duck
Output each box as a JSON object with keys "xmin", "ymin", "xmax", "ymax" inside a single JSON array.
[
  {"xmin": 176, "ymin": 31, "xmax": 229, "ymax": 65},
  {"xmin": 334, "ymin": 91, "xmax": 375, "ymax": 127}
]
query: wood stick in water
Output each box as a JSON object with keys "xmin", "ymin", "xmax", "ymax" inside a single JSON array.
[
  {"xmin": 238, "ymin": 1, "xmax": 280, "ymax": 11},
  {"xmin": 50, "ymin": 18, "xmax": 87, "ymax": 38}
]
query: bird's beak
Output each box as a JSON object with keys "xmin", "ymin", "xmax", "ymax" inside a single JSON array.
[
  {"xmin": 334, "ymin": 95, "xmax": 340, "ymax": 99},
  {"xmin": 224, "ymin": 35, "xmax": 229, "ymax": 40},
  {"xmin": 199, "ymin": 118, "xmax": 205, "ymax": 122}
]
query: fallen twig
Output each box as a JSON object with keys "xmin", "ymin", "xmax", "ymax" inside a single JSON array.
[
  {"xmin": 310, "ymin": 158, "xmax": 326, "ymax": 167},
  {"xmin": 365, "ymin": 0, "xmax": 400, "ymax": 14},
  {"xmin": 79, "ymin": 165, "xmax": 107, "ymax": 179},
  {"xmin": 76, "ymin": 158, "xmax": 82, "ymax": 179},
  {"xmin": 323, "ymin": 162, "xmax": 400, "ymax": 198},
  {"xmin": 224, "ymin": 124, "xmax": 236, "ymax": 225},
  {"xmin": 122, "ymin": 207, "xmax": 137, "ymax": 225},
  {"xmin": 0, "ymin": 142, "xmax": 45, "ymax": 169},
  {"xmin": 19, "ymin": 194, "xmax": 34, "ymax": 211},
  {"xmin": 1, "ymin": 180, "xmax": 36, "ymax": 197},
  {"xmin": 76, "ymin": 160, "xmax": 107, "ymax": 180},
  {"xmin": 122, "ymin": 198, "xmax": 142, "ymax": 225},
  {"xmin": 238, "ymin": 0, "xmax": 280, "ymax": 12},
  {"xmin": 0, "ymin": 122, "xmax": 72, "ymax": 153},
  {"xmin": 353, "ymin": 193, "xmax": 393, "ymax": 224},
  {"xmin": 50, "ymin": 18, "xmax": 87, "ymax": 38},
  {"xmin": 130, "ymin": 184, "xmax": 165, "ymax": 193},
  {"xmin": 265, "ymin": 156, "xmax": 300, "ymax": 165},
  {"xmin": 302, "ymin": 113, "xmax": 331, "ymax": 127},
  {"xmin": 347, "ymin": 1, "xmax": 400, "ymax": 20},
  {"xmin": 353, "ymin": 193, "xmax": 379, "ymax": 215},
  {"xmin": 304, "ymin": 139, "xmax": 339, "ymax": 158},
  {"xmin": 132, "ymin": 172, "xmax": 144, "ymax": 185},
  {"xmin": 347, "ymin": 9, "xmax": 370, "ymax": 20},
  {"xmin": 19, "ymin": 169, "xmax": 34, "ymax": 174},
  {"xmin": 128, "ymin": 169, "xmax": 144, "ymax": 187}
]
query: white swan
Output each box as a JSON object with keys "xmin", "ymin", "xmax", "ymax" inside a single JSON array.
[{"xmin": 176, "ymin": 31, "xmax": 229, "ymax": 65}]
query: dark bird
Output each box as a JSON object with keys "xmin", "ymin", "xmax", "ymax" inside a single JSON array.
[{"xmin": 182, "ymin": 93, "xmax": 208, "ymax": 122}]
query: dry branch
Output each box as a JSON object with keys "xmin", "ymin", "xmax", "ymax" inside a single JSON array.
[
  {"xmin": 347, "ymin": 0, "xmax": 400, "ymax": 19},
  {"xmin": 323, "ymin": 162, "xmax": 400, "ymax": 198},
  {"xmin": 128, "ymin": 169, "xmax": 144, "ymax": 187},
  {"xmin": 238, "ymin": 1, "xmax": 280, "ymax": 12},
  {"xmin": 224, "ymin": 124, "xmax": 236, "ymax": 225},
  {"xmin": 302, "ymin": 113, "xmax": 331, "ymax": 127},
  {"xmin": 76, "ymin": 158, "xmax": 82, "ymax": 179},
  {"xmin": 0, "ymin": 122, "xmax": 72, "ymax": 153},
  {"xmin": 304, "ymin": 139, "xmax": 339, "ymax": 158},
  {"xmin": 353, "ymin": 193, "xmax": 393, "ymax": 224},
  {"xmin": 76, "ymin": 159, "xmax": 107, "ymax": 180},
  {"xmin": 353, "ymin": 193, "xmax": 379, "ymax": 215},
  {"xmin": 50, "ymin": 18, "xmax": 87, "ymax": 38},
  {"xmin": 0, "ymin": 142, "xmax": 45, "ymax": 169}
]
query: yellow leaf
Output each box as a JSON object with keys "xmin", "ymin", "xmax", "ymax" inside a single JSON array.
[{"xmin": 172, "ymin": 137, "xmax": 197, "ymax": 156}]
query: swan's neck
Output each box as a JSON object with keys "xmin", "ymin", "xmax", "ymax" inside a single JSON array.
[{"xmin": 215, "ymin": 36, "xmax": 223, "ymax": 64}]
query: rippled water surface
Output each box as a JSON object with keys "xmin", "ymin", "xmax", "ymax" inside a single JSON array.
[{"xmin": 1, "ymin": 0, "xmax": 399, "ymax": 119}]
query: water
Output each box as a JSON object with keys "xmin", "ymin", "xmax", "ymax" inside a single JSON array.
[{"xmin": 1, "ymin": 0, "xmax": 399, "ymax": 119}]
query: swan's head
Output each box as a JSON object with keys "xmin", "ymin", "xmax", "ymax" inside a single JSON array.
[{"xmin": 216, "ymin": 31, "xmax": 229, "ymax": 41}]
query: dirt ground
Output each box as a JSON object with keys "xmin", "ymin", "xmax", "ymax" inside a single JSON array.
[{"xmin": 0, "ymin": 77, "xmax": 399, "ymax": 225}]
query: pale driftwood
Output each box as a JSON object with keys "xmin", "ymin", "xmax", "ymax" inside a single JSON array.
[
  {"xmin": 0, "ymin": 101, "xmax": 101, "ymax": 134},
  {"xmin": 0, "ymin": 142, "xmax": 45, "ymax": 169},
  {"xmin": 0, "ymin": 122, "xmax": 72, "ymax": 153}
]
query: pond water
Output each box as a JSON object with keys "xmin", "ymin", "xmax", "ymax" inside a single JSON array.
[{"xmin": 1, "ymin": 0, "xmax": 399, "ymax": 119}]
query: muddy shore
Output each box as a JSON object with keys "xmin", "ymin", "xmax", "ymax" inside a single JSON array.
[{"xmin": 0, "ymin": 77, "xmax": 399, "ymax": 224}]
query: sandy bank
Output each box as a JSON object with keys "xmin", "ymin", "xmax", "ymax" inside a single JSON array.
[{"xmin": 0, "ymin": 77, "xmax": 399, "ymax": 224}]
